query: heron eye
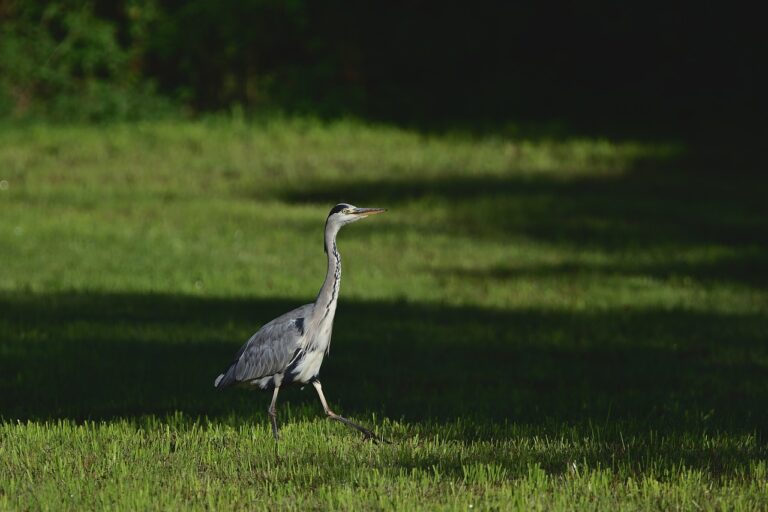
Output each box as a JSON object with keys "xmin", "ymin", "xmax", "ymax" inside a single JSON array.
[{"xmin": 343, "ymin": 208, "xmax": 351, "ymax": 214}]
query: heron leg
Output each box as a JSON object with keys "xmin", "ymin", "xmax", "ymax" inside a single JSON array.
[
  {"xmin": 311, "ymin": 380, "xmax": 389, "ymax": 443},
  {"xmin": 268, "ymin": 385, "xmax": 280, "ymax": 442}
]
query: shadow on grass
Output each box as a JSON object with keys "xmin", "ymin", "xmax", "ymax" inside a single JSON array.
[
  {"xmin": 434, "ymin": 250, "xmax": 768, "ymax": 291},
  {"xmin": 2, "ymin": 292, "xmax": 766, "ymax": 436},
  {"xmin": 279, "ymin": 169, "xmax": 767, "ymax": 250},
  {"xmin": 273, "ymin": 150, "xmax": 768, "ymax": 300}
]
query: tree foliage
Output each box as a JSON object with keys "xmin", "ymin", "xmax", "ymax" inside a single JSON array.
[
  {"xmin": 0, "ymin": 1, "xmax": 763, "ymax": 132},
  {"xmin": 0, "ymin": 0, "xmax": 166, "ymax": 120}
]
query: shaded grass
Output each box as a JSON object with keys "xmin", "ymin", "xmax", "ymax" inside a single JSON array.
[
  {"xmin": 0, "ymin": 118, "xmax": 767, "ymax": 509},
  {"xmin": 2, "ymin": 293, "xmax": 767, "ymax": 431}
]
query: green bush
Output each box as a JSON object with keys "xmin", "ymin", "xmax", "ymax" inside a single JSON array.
[{"xmin": 0, "ymin": 1, "xmax": 171, "ymax": 121}]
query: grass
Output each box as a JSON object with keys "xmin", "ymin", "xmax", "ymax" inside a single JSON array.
[{"xmin": 1, "ymin": 117, "xmax": 767, "ymax": 510}]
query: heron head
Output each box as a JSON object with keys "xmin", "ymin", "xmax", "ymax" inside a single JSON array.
[{"xmin": 326, "ymin": 203, "xmax": 386, "ymax": 227}]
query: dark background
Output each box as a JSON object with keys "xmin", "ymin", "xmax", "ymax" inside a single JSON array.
[{"xmin": 1, "ymin": 0, "xmax": 764, "ymax": 140}]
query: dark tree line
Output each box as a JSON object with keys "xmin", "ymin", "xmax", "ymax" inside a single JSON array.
[{"xmin": 0, "ymin": 0, "xmax": 763, "ymax": 137}]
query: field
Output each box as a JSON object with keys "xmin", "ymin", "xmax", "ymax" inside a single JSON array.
[{"xmin": 1, "ymin": 118, "xmax": 767, "ymax": 510}]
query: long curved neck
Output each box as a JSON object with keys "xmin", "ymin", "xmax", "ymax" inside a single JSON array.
[{"xmin": 314, "ymin": 221, "xmax": 342, "ymax": 321}]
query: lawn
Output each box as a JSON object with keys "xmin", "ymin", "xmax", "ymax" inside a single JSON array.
[{"xmin": 1, "ymin": 118, "xmax": 767, "ymax": 510}]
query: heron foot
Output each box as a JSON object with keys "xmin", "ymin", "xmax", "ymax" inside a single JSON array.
[{"xmin": 326, "ymin": 410, "xmax": 391, "ymax": 444}]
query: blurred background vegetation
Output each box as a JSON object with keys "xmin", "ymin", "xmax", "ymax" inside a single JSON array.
[{"xmin": 0, "ymin": 0, "xmax": 763, "ymax": 140}]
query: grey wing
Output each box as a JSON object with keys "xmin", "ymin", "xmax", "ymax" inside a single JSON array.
[{"xmin": 215, "ymin": 304, "xmax": 312, "ymax": 388}]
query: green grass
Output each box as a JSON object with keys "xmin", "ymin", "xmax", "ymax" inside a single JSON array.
[{"xmin": 1, "ymin": 118, "xmax": 767, "ymax": 510}]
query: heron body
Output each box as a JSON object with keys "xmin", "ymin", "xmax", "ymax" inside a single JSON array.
[{"xmin": 214, "ymin": 203, "xmax": 386, "ymax": 442}]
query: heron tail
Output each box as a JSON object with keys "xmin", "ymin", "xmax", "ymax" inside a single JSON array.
[{"xmin": 214, "ymin": 365, "xmax": 238, "ymax": 389}]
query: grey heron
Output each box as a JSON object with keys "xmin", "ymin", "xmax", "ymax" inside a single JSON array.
[{"xmin": 214, "ymin": 203, "xmax": 387, "ymax": 442}]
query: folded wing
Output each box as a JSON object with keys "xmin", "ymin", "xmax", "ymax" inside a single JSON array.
[{"xmin": 214, "ymin": 304, "xmax": 312, "ymax": 388}]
